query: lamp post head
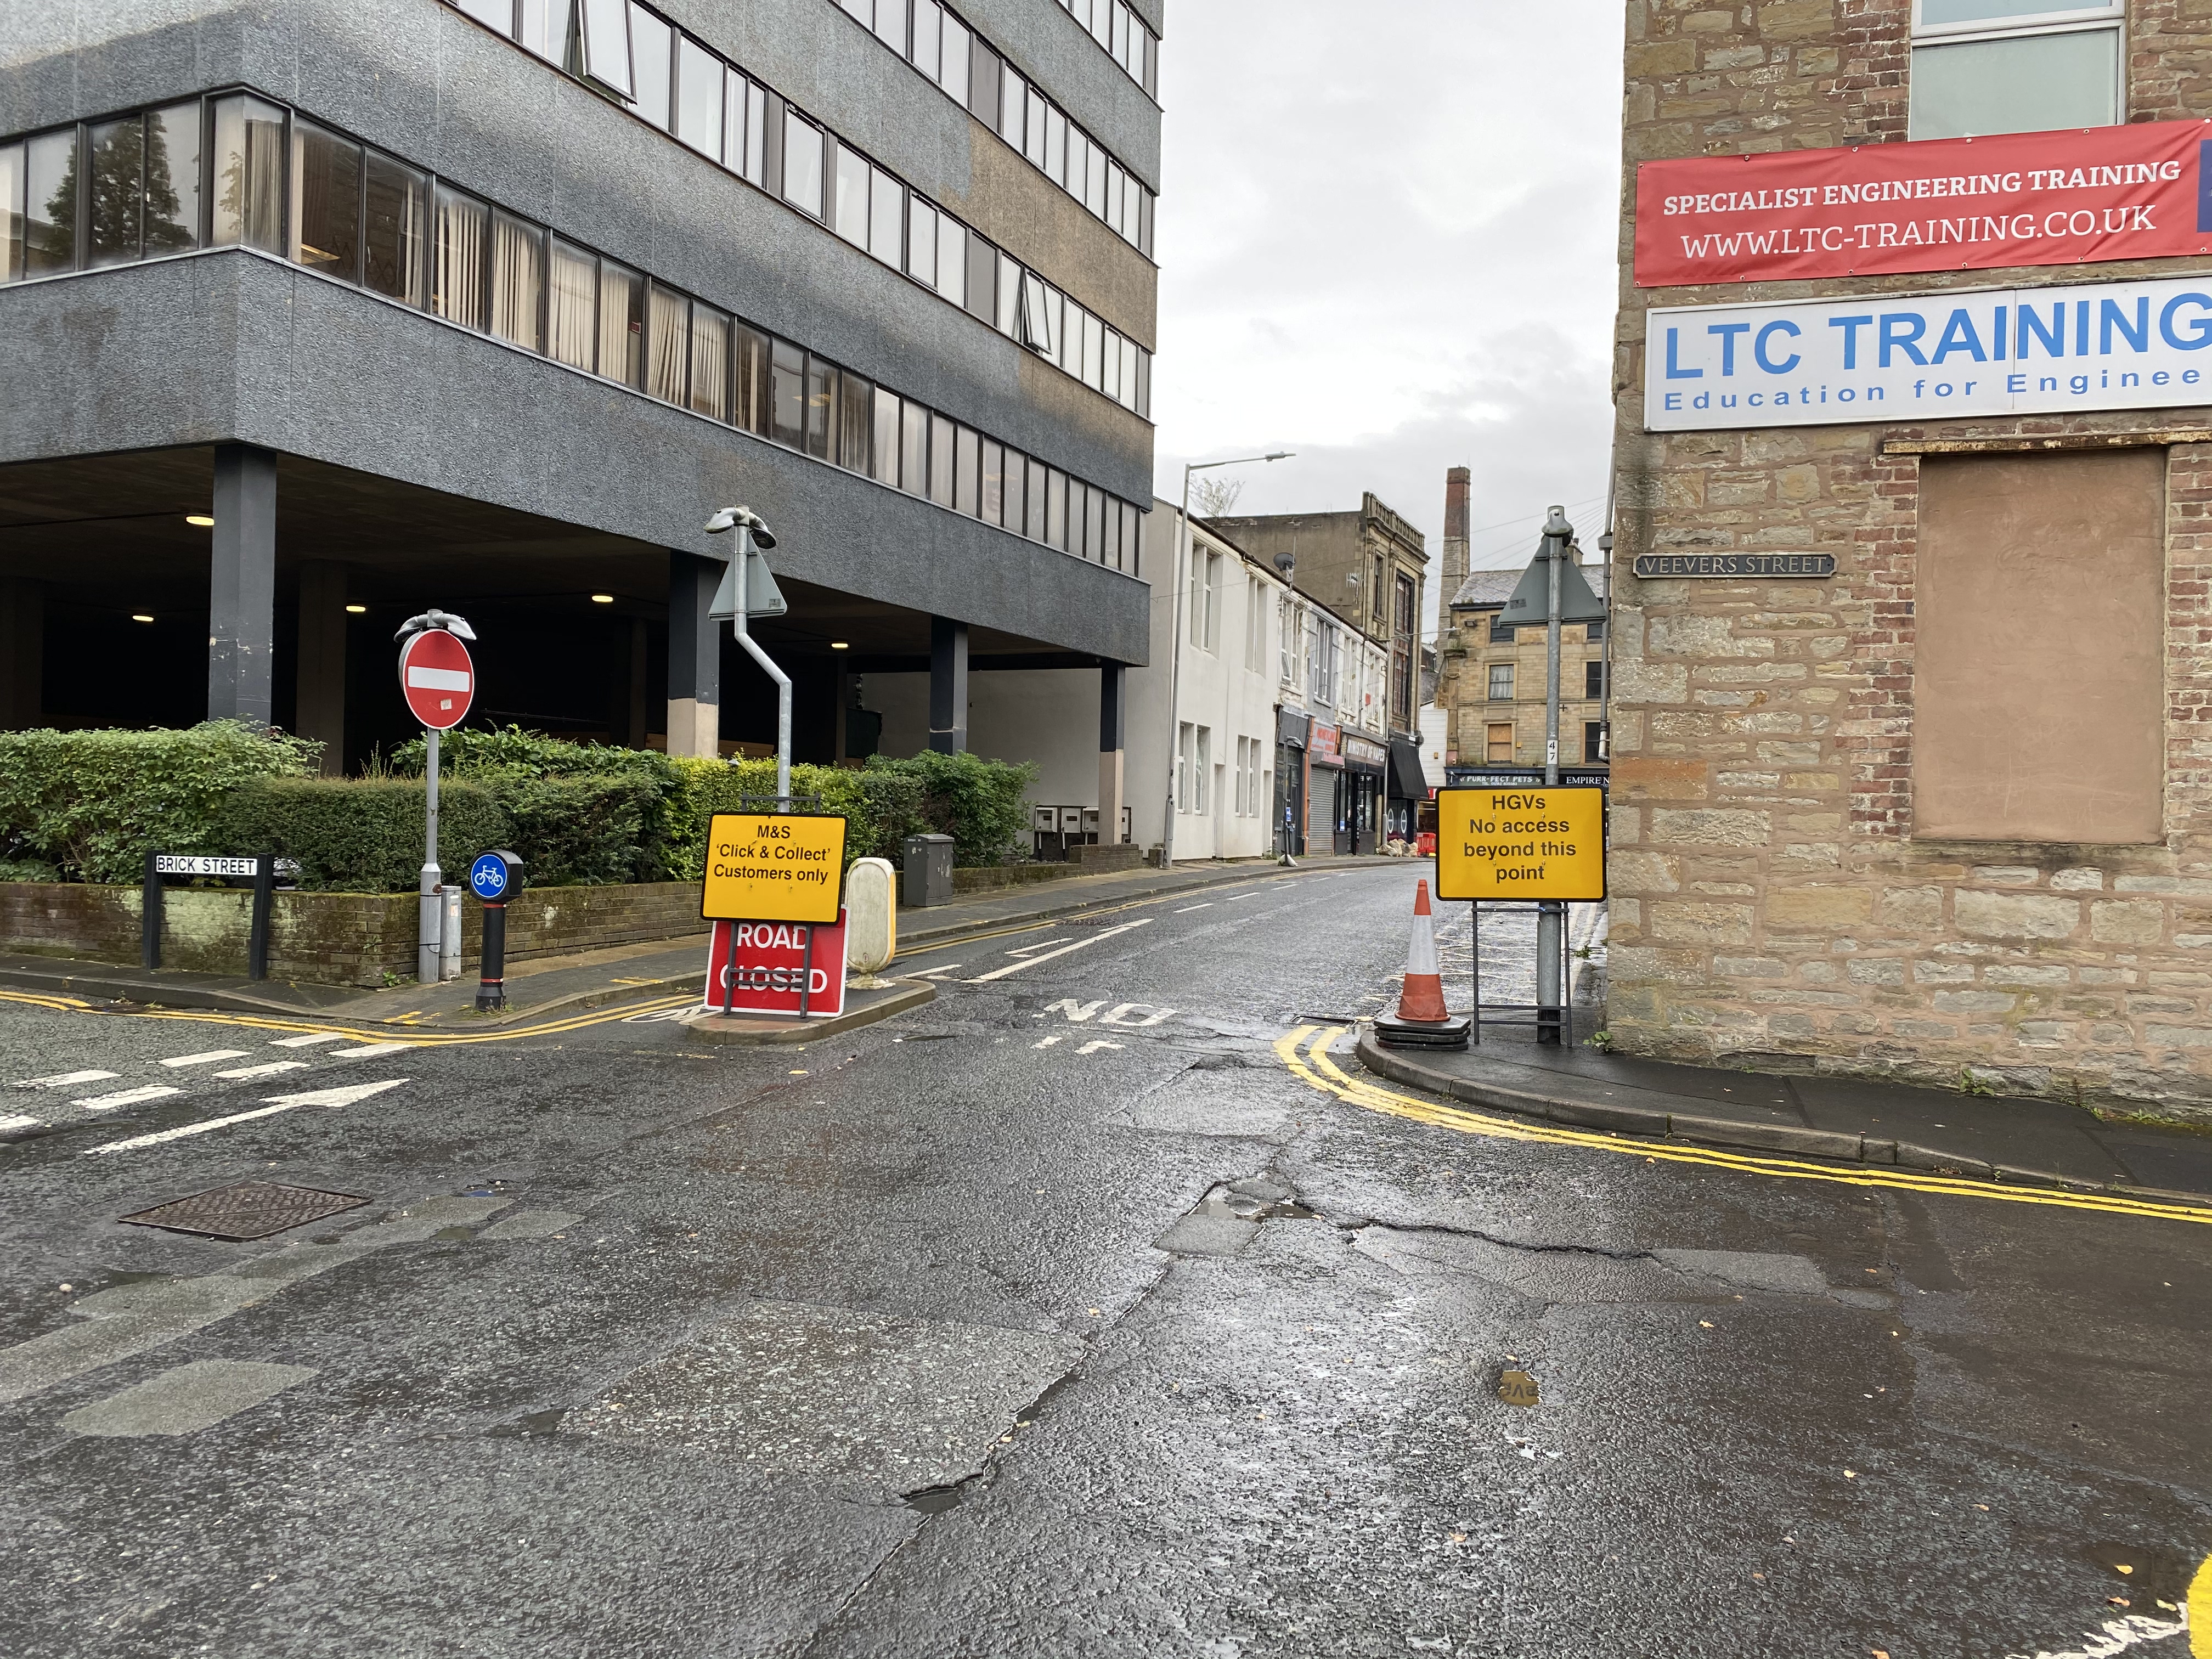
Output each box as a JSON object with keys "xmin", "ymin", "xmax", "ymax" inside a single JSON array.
[
  {"xmin": 704, "ymin": 505, "xmax": 777, "ymax": 549},
  {"xmin": 393, "ymin": 608, "xmax": 476, "ymax": 644}
]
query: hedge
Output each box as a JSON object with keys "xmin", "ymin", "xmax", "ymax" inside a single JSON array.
[{"xmin": 209, "ymin": 778, "xmax": 512, "ymax": 893}]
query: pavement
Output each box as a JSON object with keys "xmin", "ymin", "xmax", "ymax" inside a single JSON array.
[
  {"xmin": 1, "ymin": 860, "xmax": 2206, "ymax": 1658},
  {"xmin": 0, "ymin": 854, "xmax": 1380, "ymax": 1030}
]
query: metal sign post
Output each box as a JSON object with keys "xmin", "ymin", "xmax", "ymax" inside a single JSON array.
[
  {"xmin": 395, "ymin": 610, "xmax": 477, "ymax": 985},
  {"xmin": 704, "ymin": 507, "xmax": 791, "ymax": 803}
]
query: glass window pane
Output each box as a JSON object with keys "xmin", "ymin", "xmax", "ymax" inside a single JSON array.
[
  {"xmin": 1002, "ymin": 448, "xmax": 1025, "ymax": 531},
  {"xmin": 980, "ymin": 440, "xmax": 1003, "ymax": 523},
  {"xmin": 901, "ymin": 399, "xmax": 928, "ymax": 494},
  {"xmin": 840, "ymin": 0, "xmax": 872, "ymax": 24},
  {"xmin": 868, "ymin": 166, "xmax": 902, "ymax": 263},
  {"xmin": 24, "ymin": 130, "xmax": 75, "ymax": 275},
  {"xmin": 966, "ymin": 233, "xmax": 994, "ymax": 319},
  {"xmin": 906, "ymin": 198, "xmax": 936, "ymax": 284},
  {"xmin": 834, "ymin": 144, "xmax": 869, "ymax": 245},
  {"xmin": 489, "ymin": 211, "xmax": 544, "ymax": 350},
  {"xmin": 955, "ymin": 426, "xmax": 980, "ymax": 516},
  {"xmin": 941, "ymin": 15, "xmax": 970, "ymax": 103},
  {"xmin": 772, "ymin": 338, "xmax": 805, "ymax": 447},
  {"xmin": 646, "ymin": 283, "xmax": 688, "ymax": 402},
  {"xmin": 873, "ymin": 388, "xmax": 901, "ymax": 486},
  {"xmin": 743, "ymin": 83, "xmax": 766, "ymax": 185},
  {"xmin": 1120, "ymin": 337, "xmax": 1139, "ymax": 408},
  {"xmin": 1025, "ymin": 458, "xmax": 1047, "ymax": 540},
  {"xmin": 1025, "ymin": 89, "xmax": 1048, "ymax": 168},
  {"xmin": 723, "ymin": 71, "xmax": 750, "ymax": 173},
  {"xmin": 579, "ymin": 0, "xmax": 634, "ymax": 96},
  {"xmin": 676, "ymin": 38, "xmax": 723, "ymax": 159},
  {"xmin": 0, "ymin": 145, "xmax": 24, "ymax": 283},
  {"xmin": 212, "ymin": 97, "xmax": 286, "ymax": 255},
  {"xmin": 805, "ymin": 354, "xmax": 835, "ymax": 460},
  {"xmin": 996, "ymin": 252, "xmax": 1018, "ymax": 334},
  {"xmin": 1087, "ymin": 487, "xmax": 1105, "ymax": 562},
  {"xmin": 1921, "ymin": 0, "xmax": 2111, "ymax": 22},
  {"xmin": 690, "ymin": 303, "xmax": 729, "ymax": 419},
  {"xmin": 734, "ymin": 323, "xmax": 769, "ymax": 432},
  {"xmin": 1086, "ymin": 142, "xmax": 1107, "ymax": 217},
  {"xmin": 456, "ymin": 0, "xmax": 514, "ymax": 31},
  {"xmin": 783, "ymin": 113, "xmax": 823, "ymax": 216},
  {"xmin": 145, "ymin": 103, "xmax": 202, "ymax": 257},
  {"xmin": 935, "ymin": 213, "xmax": 964, "ymax": 304},
  {"xmin": 1047, "ymin": 469, "xmax": 1067, "ymax": 550},
  {"xmin": 549, "ymin": 239, "xmax": 596, "ymax": 370},
  {"xmin": 929, "ymin": 413, "xmax": 955, "ymax": 506},
  {"xmin": 1083, "ymin": 309, "xmax": 1103, "ymax": 388},
  {"xmin": 1910, "ymin": 29, "xmax": 2119, "ymax": 138},
  {"xmin": 290, "ymin": 120, "xmax": 362, "ymax": 283},
  {"xmin": 875, "ymin": 0, "xmax": 909, "ymax": 53},
  {"xmin": 1000, "ymin": 67, "xmax": 1025, "ymax": 146},
  {"xmin": 1106, "ymin": 162, "xmax": 1124, "ymax": 235},
  {"xmin": 1102, "ymin": 495, "xmax": 1120, "ymax": 567},
  {"xmin": 1123, "ymin": 503, "xmax": 1141, "ymax": 574},
  {"xmin": 520, "ymin": 0, "xmax": 571, "ymax": 63},
  {"xmin": 598, "ymin": 258, "xmax": 644, "ymax": 385},
  {"xmin": 629, "ymin": 6, "xmax": 673, "ymax": 128},
  {"xmin": 1065, "ymin": 128, "xmax": 1087, "ymax": 205},
  {"xmin": 85, "ymin": 117, "xmax": 144, "ymax": 269},
  {"xmin": 1046, "ymin": 109, "xmax": 1066, "ymax": 187},
  {"xmin": 840, "ymin": 370, "xmax": 873, "ymax": 471},
  {"xmin": 430, "ymin": 183, "xmax": 489, "ymax": 329},
  {"xmin": 913, "ymin": 0, "xmax": 941, "ymax": 78}
]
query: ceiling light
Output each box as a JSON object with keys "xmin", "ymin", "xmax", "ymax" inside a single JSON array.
[
  {"xmin": 131, "ymin": 613, "xmax": 155, "ymax": 623},
  {"xmin": 184, "ymin": 514, "xmax": 214, "ymax": 527},
  {"xmin": 345, "ymin": 604, "xmax": 367, "ymax": 614},
  {"xmin": 830, "ymin": 641, "xmax": 849, "ymax": 650},
  {"xmin": 590, "ymin": 593, "xmax": 615, "ymax": 604}
]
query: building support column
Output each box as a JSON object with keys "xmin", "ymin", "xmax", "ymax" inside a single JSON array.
[
  {"xmin": 928, "ymin": 617, "xmax": 968, "ymax": 754},
  {"xmin": 208, "ymin": 442, "xmax": 278, "ymax": 726},
  {"xmin": 296, "ymin": 561, "xmax": 348, "ymax": 774},
  {"xmin": 667, "ymin": 552, "xmax": 721, "ymax": 758},
  {"xmin": 0, "ymin": 578, "xmax": 43, "ymax": 730},
  {"xmin": 1098, "ymin": 662, "xmax": 1127, "ymax": 842}
]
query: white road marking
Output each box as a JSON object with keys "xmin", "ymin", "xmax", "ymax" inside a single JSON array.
[
  {"xmin": 1033, "ymin": 1034, "xmax": 1065, "ymax": 1049},
  {"xmin": 1074, "ymin": 1040, "xmax": 1125, "ymax": 1056},
  {"xmin": 14, "ymin": 1070, "xmax": 118, "ymax": 1088},
  {"xmin": 269, "ymin": 1032, "xmax": 349, "ymax": 1048},
  {"xmin": 910, "ymin": 964, "xmax": 964, "ymax": 980},
  {"xmin": 1003, "ymin": 938, "xmax": 1074, "ymax": 958},
  {"xmin": 161, "ymin": 1051, "xmax": 250, "ymax": 1068},
  {"xmin": 1221, "ymin": 892, "xmax": 1259, "ymax": 902},
  {"xmin": 327, "ymin": 1043, "xmax": 414, "ymax": 1060},
  {"xmin": 0, "ymin": 1114, "xmax": 42, "ymax": 1134},
  {"xmin": 84, "ymin": 1078, "xmax": 410, "ymax": 1155},
  {"xmin": 1100, "ymin": 1003, "xmax": 1176, "ymax": 1027},
  {"xmin": 76, "ymin": 1085, "xmax": 184, "ymax": 1111},
  {"xmin": 62, "ymin": 1358, "xmax": 320, "ymax": 1438},
  {"xmin": 1173, "ymin": 904, "xmax": 1214, "ymax": 913},
  {"xmin": 966, "ymin": 919, "xmax": 1155, "ymax": 983},
  {"xmin": 212, "ymin": 1062, "xmax": 311, "ymax": 1080},
  {"xmin": 1038, "ymin": 998, "xmax": 1106, "ymax": 1023}
]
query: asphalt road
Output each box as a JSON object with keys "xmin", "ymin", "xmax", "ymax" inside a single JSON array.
[{"xmin": 0, "ymin": 863, "xmax": 2204, "ymax": 1659}]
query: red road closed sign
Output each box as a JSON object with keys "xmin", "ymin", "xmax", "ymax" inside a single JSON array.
[
  {"xmin": 400, "ymin": 629, "xmax": 474, "ymax": 730},
  {"xmin": 704, "ymin": 912, "xmax": 849, "ymax": 1018}
]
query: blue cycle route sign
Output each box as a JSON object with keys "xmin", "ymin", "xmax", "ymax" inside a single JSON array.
[{"xmin": 469, "ymin": 851, "xmax": 513, "ymax": 902}]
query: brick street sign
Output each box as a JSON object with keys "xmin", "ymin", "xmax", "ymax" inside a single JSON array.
[
  {"xmin": 399, "ymin": 628, "xmax": 474, "ymax": 730},
  {"xmin": 1435, "ymin": 785, "xmax": 1607, "ymax": 902},
  {"xmin": 700, "ymin": 812, "xmax": 847, "ymax": 926}
]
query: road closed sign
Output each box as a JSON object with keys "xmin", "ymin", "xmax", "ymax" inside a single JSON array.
[
  {"xmin": 1434, "ymin": 786, "xmax": 1606, "ymax": 903},
  {"xmin": 700, "ymin": 812, "xmax": 847, "ymax": 924}
]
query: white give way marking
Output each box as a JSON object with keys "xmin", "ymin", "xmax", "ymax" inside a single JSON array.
[
  {"xmin": 85, "ymin": 1079, "xmax": 411, "ymax": 1156},
  {"xmin": 964, "ymin": 919, "xmax": 1155, "ymax": 983}
]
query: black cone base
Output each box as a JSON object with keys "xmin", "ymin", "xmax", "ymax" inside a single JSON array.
[{"xmin": 1374, "ymin": 1013, "xmax": 1471, "ymax": 1051}]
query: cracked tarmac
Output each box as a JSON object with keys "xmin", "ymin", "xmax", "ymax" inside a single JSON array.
[{"xmin": 0, "ymin": 863, "xmax": 2205, "ymax": 1657}]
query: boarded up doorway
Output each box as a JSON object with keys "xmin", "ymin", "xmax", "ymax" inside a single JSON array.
[{"xmin": 1913, "ymin": 449, "xmax": 2165, "ymax": 844}]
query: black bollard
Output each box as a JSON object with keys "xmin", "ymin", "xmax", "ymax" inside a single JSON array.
[{"xmin": 476, "ymin": 899, "xmax": 507, "ymax": 1011}]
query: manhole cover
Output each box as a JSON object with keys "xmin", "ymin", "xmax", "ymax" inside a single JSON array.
[{"xmin": 120, "ymin": 1182, "xmax": 370, "ymax": 1241}]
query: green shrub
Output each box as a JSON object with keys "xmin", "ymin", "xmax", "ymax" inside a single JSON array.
[
  {"xmin": 0, "ymin": 722, "xmax": 319, "ymax": 883},
  {"xmin": 209, "ymin": 778, "xmax": 511, "ymax": 893},
  {"xmin": 0, "ymin": 856, "xmax": 61, "ymax": 883},
  {"xmin": 876, "ymin": 749, "xmax": 1036, "ymax": 866},
  {"xmin": 663, "ymin": 758, "xmax": 896, "ymax": 878},
  {"xmin": 496, "ymin": 774, "xmax": 665, "ymax": 887}
]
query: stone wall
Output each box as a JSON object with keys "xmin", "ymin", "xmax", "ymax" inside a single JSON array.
[{"xmin": 1609, "ymin": 0, "xmax": 2212, "ymax": 1115}]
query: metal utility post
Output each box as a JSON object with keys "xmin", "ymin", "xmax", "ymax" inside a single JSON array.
[
  {"xmin": 419, "ymin": 726, "xmax": 442, "ymax": 986},
  {"xmin": 394, "ymin": 607, "xmax": 478, "ymax": 987},
  {"xmin": 1164, "ymin": 451, "xmax": 1293, "ymax": 867},
  {"xmin": 1538, "ymin": 504, "xmax": 1571, "ymax": 1046},
  {"xmin": 704, "ymin": 507, "xmax": 792, "ymax": 806}
]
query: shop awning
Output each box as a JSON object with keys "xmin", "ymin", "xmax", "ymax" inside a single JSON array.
[{"xmin": 1388, "ymin": 736, "xmax": 1427, "ymax": 799}]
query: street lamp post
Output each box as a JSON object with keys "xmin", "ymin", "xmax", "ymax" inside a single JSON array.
[{"xmin": 1164, "ymin": 451, "xmax": 1293, "ymax": 868}]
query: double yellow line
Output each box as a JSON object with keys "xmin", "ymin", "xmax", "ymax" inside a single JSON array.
[{"xmin": 1276, "ymin": 1024, "xmax": 2212, "ymax": 1227}]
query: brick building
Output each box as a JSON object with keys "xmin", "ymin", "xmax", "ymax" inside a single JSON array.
[{"xmin": 1608, "ymin": 0, "xmax": 2212, "ymax": 1114}]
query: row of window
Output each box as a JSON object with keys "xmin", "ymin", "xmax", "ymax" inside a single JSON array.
[
  {"xmin": 447, "ymin": 0, "xmax": 1152, "ymax": 417},
  {"xmin": 0, "ymin": 95, "xmax": 1144, "ymax": 574},
  {"xmin": 1051, "ymin": 0, "xmax": 1159, "ymax": 100},
  {"xmin": 824, "ymin": 0, "xmax": 1155, "ymax": 255},
  {"xmin": 1486, "ymin": 662, "xmax": 1609, "ymax": 701},
  {"xmin": 1482, "ymin": 722, "xmax": 1608, "ymax": 765}
]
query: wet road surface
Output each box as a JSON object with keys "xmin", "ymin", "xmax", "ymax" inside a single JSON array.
[{"xmin": 0, "ymin": 862, "xmax": 2205, "ymax": 1658}]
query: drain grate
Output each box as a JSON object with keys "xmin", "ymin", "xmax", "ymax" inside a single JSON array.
[{"xmin": 120, "ymin": 1182, "xmax": 370, "ymax": 1241}]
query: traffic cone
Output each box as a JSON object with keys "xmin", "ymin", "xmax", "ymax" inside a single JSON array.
[{"xmin": 1395, "ymin": 879, "xmax": 1452, "ymax": 1024}]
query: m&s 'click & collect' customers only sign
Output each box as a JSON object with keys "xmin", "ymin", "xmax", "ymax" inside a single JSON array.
[{"xmin": 701, "ymin": 812, "xmax": 847, "ymax": 926}]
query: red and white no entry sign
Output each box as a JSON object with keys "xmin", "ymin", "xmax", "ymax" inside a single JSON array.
[{"xmin": 399, "ymin": 628, "xmax": 475, "ymax": 730}]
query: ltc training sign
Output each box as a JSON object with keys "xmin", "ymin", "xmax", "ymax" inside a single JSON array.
[
  {"xmin": 1435, "ymin": 786, "xmax": 1606, "ymax": 904},
  {"xmin": 700, "ymin": 812, "xmax": 847, "ymax": 926}
]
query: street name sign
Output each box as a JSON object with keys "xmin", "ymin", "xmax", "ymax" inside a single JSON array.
[
  {"xmin": 152, "ymin": 855, "xmax": 300, "ymax": 878},
  {"xmin": 700, "ymin": 812, "xmax": 848, "ymax": 925},
  {"xmin": 399, "ymin": 629, "xmax": 474, "ymax": 730},
  {"xmin": 1633, "ymin": 552, "xmax": 1836, "ymax": 579},
  {"xmin": 703, "ymin": 911, "xmax": 849, "ymax": 1018},
  {"xmin": 1435, "ymin": 786, "xmax": 1607, "ymax": 902}
]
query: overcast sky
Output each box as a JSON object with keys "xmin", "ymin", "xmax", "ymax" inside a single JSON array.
[{"xmin": 1149, "ymin": 1, "xmax": 1623, "ymax": 609}]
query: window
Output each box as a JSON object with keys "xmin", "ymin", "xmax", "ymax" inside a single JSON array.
[
  {"xmin": 1489, "ymin": 616, "xmax": 1516, "ymax": 645},
  {"xmin": 771, "ymin": 337, "xmax": 805, "ymax": 445},
  {"xmin": 84, "ymin": 116, "xmax": 143, "ymax": 268},
  {"xmin": 805, "ymin": 352, "xmax": 836, "ymax": 460},
  {"xmin": 1047, "ymin": 469, "xmax": 1068, "ymax": 549},
  {"xmin": 876, "ymin": 0, "xmax": 909, "ymax": 52},
  {"xmin": 868, "ymin": 165, "xmax": 902, "ymax": 262},
  {"xmin": 1189, "ymin": 550, "xmax": 1222, "ymax": 651},
  {"xmin": 578, "ymin": 0, "xmax": 635, "ymax": 97},
  {"xmin": 676, "ymin": 37, "xmax": 723, "ymax": 159},
  {"xmin": 1909, "ymin": 1, "xmax": 2123, "ymax": 139},
  {"xmin": 145, "ymin": 104, "xmax": 202, "ymax": 257},
  {"xmin": 941, "ymin": 13, "xmax": 971, "ymax": 103},
  {"xmin": 1177, "ymin": 725, "xmax": 1212, "ymax": 814},
  {"xmin": 211, "ymin": 97, "xmax": 285, "ymax": 255},
  {"xmin": 901, "ymin": 399, "xmax": 929, "ymax": 494},
  {"xmin": 954, "ymin": 424, "xmax": 980, "ymax": 515},
  {"xmin": 429, "ymin": 182, "xmax": 488, "ymax": 329},
  {"xmin": 1584, "ymin": 721, "xmax": 1606, "ymax": 764},
  {"xmin": 599, "ymin": 258, "xmax": 645, "ymax": 387},
  {"xmin": 1585, "ymin": 659, "xmax": 1607, "ymax": 701},
  {"xmin": 1001, "ymin": 445, "xmax": 1025, "ymax": 529},
  {"xmin": 489, "ymin": 210, "xmax": 544, "ymax": 350},
  {"xmin": 1245, "ymin": 575, "xmax": 1267, "ymax": 671},
  {"xmin": 839, "ymin": 369, "xmax": 873, "ymax": 471},
  {"xmin": 929, "ymin": 411, "xmax": 955, "ymax": 506},
  {"xmin": 733, "ymin": 323, "xmax": 769, "ymax": 431},
  {"xmin": 872, "ymin": 387, "xmax": 901, "ymax": 486},
  {"xmin": 646, "ymin": 281, "xmax": 687, "ymax": 402},
  {"xmin": 833, "ymin": 143, "xmax": 869, "ymax": 244},
  {"xmin": 628, "ymin": 6, "xmax": 674, "ymax": 127},
  {"xmin": 913, "ymin": 0, "xmax": 942, "ymax": 77},
  {"xmin": 1487, "ymin": 724, "xmax": 1514, "ymax": 765},
  {"xmin": 906, "ymin": 196, "xmax": 936, "ymax": 285},
  {"xmin": 549, "ymin": 239, "xmax": 596, "ymax": 369},
  {"xmin": 782, "ymin": 112, "xmax": 823, "ymax": 216},
  {"xmin": 1177, "ymin": 723, "xmax": 1194, "ymax": 812},
  {"xmin": 689, "ymin": 302, "xmax": 729, "ymax": 420},
  {"xmin": 364, "ymin": 152, "xmax": 427, "ymax": 303},
  {"xmin": 935, "ymin": 212, "xmax": 964, "ymax": 304},
  {"xmin": 1489, "ymin": 663, "xmax": 1514, "ymax": 701},
  {"xmin": 1026, "ymin": 458, "xmax": 1047, "ymax": 541}
]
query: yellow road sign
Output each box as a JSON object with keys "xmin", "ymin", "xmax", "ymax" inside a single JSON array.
[
  {"xmin": 1434, "ymin": 785, "xmax": 1606, "ymax": 902},
  {"xmin": 701, "ymin": 812, "xmax": 848, "ymax": 924}
]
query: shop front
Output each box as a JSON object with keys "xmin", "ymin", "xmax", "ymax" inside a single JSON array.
[
  {"xmin": 1274, "ymin": 706, "xmax": 1309, "ymax": 857},
  {"xmin": 1307, "ymin": 720, "xmax": 1344, "ymax": 855},
  {"xmin": 1342, "ymin": 733, "xmax": 1388, "ymax": 856}
]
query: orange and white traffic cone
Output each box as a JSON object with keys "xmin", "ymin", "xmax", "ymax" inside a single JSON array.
[{"xmin": 1396, "ymin": 879, "xmax": 1451, "ymax": 1024}]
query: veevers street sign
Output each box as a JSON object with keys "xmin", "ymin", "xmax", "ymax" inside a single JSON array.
[
  {"xmin": 1633, "ymin": 552, "xmax": 1836, "ymax": 579},
  {"xmin": 699, "ymin": 812, "xmax": 847, "ymax": 925},
  {"xmin": 1434, "ymin": 786, "xmax": 1607, "ymax": 904}
]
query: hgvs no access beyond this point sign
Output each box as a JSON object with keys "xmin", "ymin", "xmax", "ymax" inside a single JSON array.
[
  {"xmin": 1435, "ymin": 787, "xmax": 1606, "ymax": 902},
  {"xmin": 701, "ymin": 812, "xmax": 847, "ymax": 925}
]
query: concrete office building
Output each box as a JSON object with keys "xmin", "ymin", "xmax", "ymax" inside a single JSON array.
[
  {"xmin": 0, "ymin": 0, "xmax": 1160, "ymax": 817},
  {"xmin": 1609, "ymin": 0, "xmax": 2212, "ymax": 1111}
]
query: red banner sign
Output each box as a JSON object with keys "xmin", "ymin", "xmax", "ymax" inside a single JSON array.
[{"xmin": 1636, "ymin": 120, "xmax": 2212, "ymax": 288}]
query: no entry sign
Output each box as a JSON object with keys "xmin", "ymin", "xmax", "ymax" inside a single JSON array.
[
  {"xmin": 1434, "ymin": 786, "xmax": 1607, "ymax": 903},
  {"xmin": 704, "ymin": 912, "xmax": 848, "ymax": 1018},
  {"xmin": 399, "ymin": 629, "xmax": 474, "ymax": 730}
]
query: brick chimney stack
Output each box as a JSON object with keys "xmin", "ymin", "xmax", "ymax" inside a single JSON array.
[{"xmin": 1441, "ymin": 466, "xmax": 1470, "ymax": 597}]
